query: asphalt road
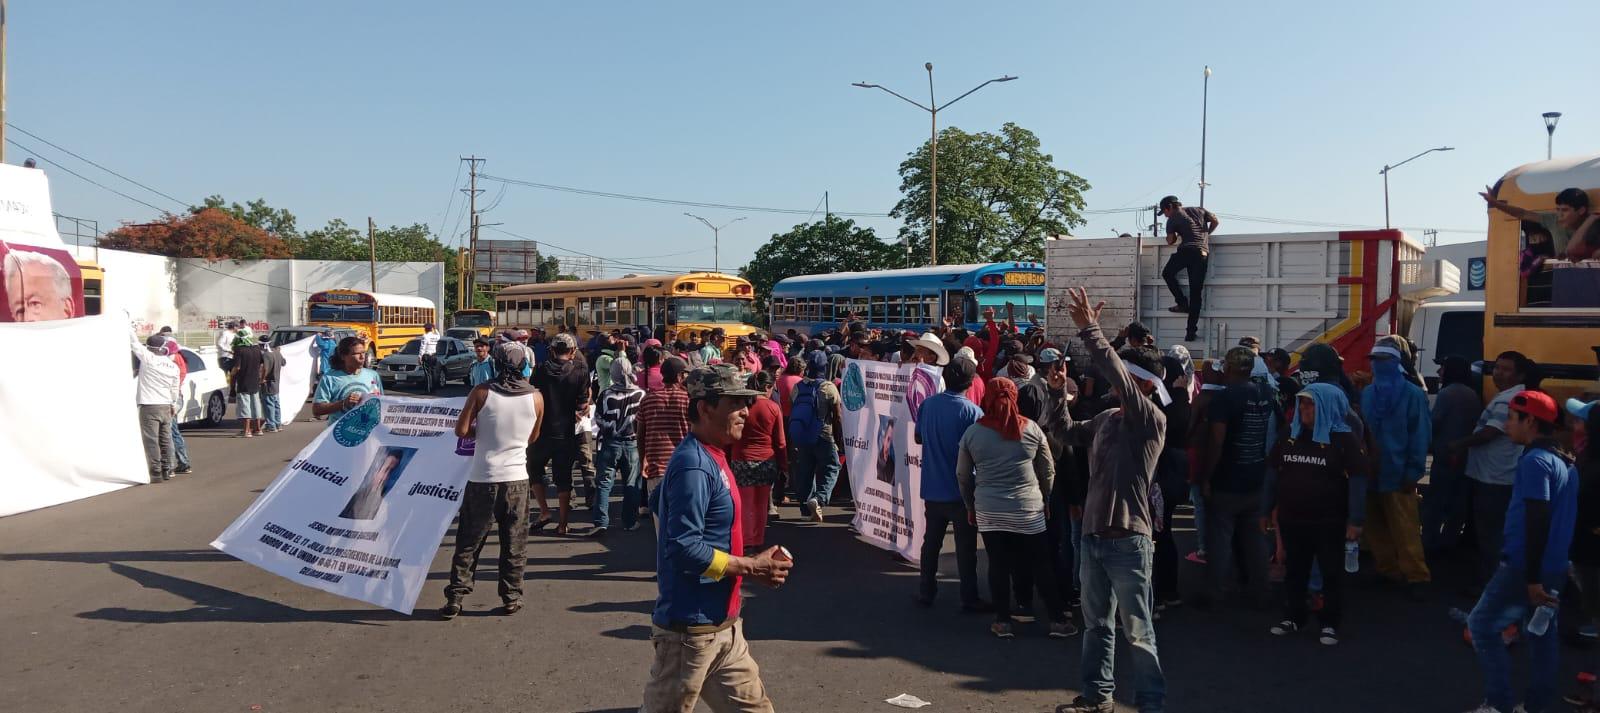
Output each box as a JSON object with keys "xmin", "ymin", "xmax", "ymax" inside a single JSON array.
[{"xmin": 1, "ymin": 384, "xmax": 1588, "ymax": 712}]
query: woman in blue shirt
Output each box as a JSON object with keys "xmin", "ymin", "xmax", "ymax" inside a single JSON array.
[{"xmin": 312, "ymin": 337, "xmax": 384, "ymax": 422}]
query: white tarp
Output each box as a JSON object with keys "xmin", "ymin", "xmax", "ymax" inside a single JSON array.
[
  {"xmin": 272, "ymin": 336, "xmax": 316, "ymax": 428},
  {"xmin": 211, "ymin": 395, "xmax": 470, "ymax": 614},
  {"xmin": 1, "ymin": 314, "xmax": 148, "ymax": 516},
  {"xmin": 839, "ymin": 359, "xmax": 936, "ymax": 564},
  {"xmin": 0, "ymin": 163, "xmax": 65, "ymax": 248}
]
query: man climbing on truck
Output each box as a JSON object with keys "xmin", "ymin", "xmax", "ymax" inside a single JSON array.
[{"xmin": 1158, "ymin": 196, "xmax": 1220, "ymax": 343}]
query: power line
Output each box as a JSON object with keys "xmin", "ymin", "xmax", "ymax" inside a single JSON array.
[
  {"xmin": 1214, "ymin": 212, "xmax": 1481, "ymax": 235},
  {"xmin": 7, "ymin": 138, "xmax": 172, "ymax": 214},
  {"xmin": 434, "ymin": 161, "xmax": 464, "ymax": 244},
  {"xmin": 479, "ymin": 173, "xmax": 892, "ymax": 218},
  {"xmin": 9, "ymin": 124, "xmax": 191, "ymax": 209},
  {"xmin": 487, "ymin": 226, "xmax": 714, "ymax": 274}
]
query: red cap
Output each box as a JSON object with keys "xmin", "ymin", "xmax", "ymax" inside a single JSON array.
[{"xmin": 1509, "ymin": 390, "xmax": 1559, "ymax": 424}]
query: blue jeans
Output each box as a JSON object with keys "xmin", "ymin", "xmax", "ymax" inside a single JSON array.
[
  {"xmin": 1469, "ymin": 562, "xmax": 1563, "ymax": 712},
  {"xmin": 594, "ymin": 438, "xmax": 639, "ymax": 529},
  {"xmin": 1064, "ymin": 515, "xmax": 1084, "ymax": 592},
  {"xmin": 791, "ymin": 439, "xmax": 841, "ymax": 509},
  {"xmin": 1080, "ymin": 534, "xmax": 1165, "ymax": 713},
  {"xmin": 1189, "ymin": 483, "xmax": 1207, "ymax": 553},
  {"xmin": 170, "ymin": 420, "xmax": 190, "ymax": 471},
  {"xmin": 263, "ymin": 393, "xmax": 282, "ymax": 430}
]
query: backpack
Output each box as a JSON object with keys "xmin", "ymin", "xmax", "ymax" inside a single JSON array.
[{"xmin": 787, "ymin": 379, "xmax": 827, "ymax": 446}]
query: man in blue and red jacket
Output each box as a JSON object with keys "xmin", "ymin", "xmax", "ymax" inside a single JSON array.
[{"xmin": 643, "ymin": 364, "xmax": 794, "ymax": 713}]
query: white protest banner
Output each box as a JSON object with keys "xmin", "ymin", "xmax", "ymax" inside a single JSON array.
[
  {"xmin": 0, "ymin": 163, "xmax": 67, "ymax": 248},
  {"xmin": 1, "ymin": 314, "xmax": 148, "ymax": 516},
  {"xmin": 272, "ymin": 336, "xmax": 315, "ymax": 429},
  {"xmin": 211, "ymin": 395, "xmax": 470, "ymax": 613},
  {"xmin": 839, "ymin": 359, "xmax": 939, "ymax": 564}
]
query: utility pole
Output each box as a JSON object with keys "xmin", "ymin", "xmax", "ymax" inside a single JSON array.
[
  {"xmin": 1200, "ymin": 66, "xmax": 1211, "ymax": 208},
  {"xmin": 460, "ymin": 156, "xmax": 484, "ymax": 303},
  {"xmin": 824, "ymin": 191, "xmax": 830, "ymax": 223},
  {"xmin": 927, "ymin": 64, "xmax": 938, "ymax": 264},
  {"xmin": 367, "ymin": 217, "xmax": 377, "ymax": 292},
  {"xmin": 1423, "ymin": 229, "xmax": 1438, "ymax": 248},
  {"xmin": 1, "ymin": 0, "xmax": 9, "ymax": 163}
]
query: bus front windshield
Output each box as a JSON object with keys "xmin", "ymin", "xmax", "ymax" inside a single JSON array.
[
  {"xmin": 966, "ymin": 289, "xmax": 1045, "ymax": 324},
  {"xmin": 454, "ymin": 311, "xmax": 492, "ymax": 327},
  {"xmin": 672, "ymin": 298, "xmax": 755, "ymax": 325},
  {"xmin": 309, "ymin": 304, "xmax": 378, "ymax": 323}
]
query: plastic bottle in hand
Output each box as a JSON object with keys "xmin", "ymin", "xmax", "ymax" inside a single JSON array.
[
  {"xmin": 1527, "ymin": 593, "xmax": 1559, "ymax": 636},
  {"xmin": 1343, "ymin": 540, "xmax": 1359, "ymax": 573}
]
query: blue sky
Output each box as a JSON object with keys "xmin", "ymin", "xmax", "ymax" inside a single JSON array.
[{"xmin": 13, "ymin": 0, "xmax": 1600, "ymax": 275}]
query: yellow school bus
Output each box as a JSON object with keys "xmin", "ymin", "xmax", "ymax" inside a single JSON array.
[
  {"xmin": 74, "ymin": 258, "xmax": 104, "ymax": 315},
  {"xmin": 305, "ymin": 289, "xmax": 437, "ymax": 359},
  {"xmin": 494, "ymin": 273, "xmax": 758, "ymax": 347},
  {"xmin": 450, "ymin": 309, "xmax": 497, "ymax": 336},
  {"xmin": 1482, "ymin": 153, "xmax": 1600, "ymax": 401}
]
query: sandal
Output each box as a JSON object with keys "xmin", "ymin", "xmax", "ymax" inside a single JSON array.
[
  {"xmin": 530, "ymin": 517, "xmax": 554, "ymax": 533},
  {"xmin": 554, "ymin": 522, "xmax": 569, "ymax": 536}
]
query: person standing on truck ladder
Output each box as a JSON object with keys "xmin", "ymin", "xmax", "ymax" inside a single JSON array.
[{"xmin": 1158, "ymin": 196, "xmax": 1219, "ymax": 343}]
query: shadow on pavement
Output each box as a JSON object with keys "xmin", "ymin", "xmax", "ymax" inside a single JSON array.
[
  {"xmin": 1, "ymin": 548, "xmax": 236, "ymax": 564},
  {"xmin": 78, "ymin": 562, "xmax": 407, "ymax": 626}
]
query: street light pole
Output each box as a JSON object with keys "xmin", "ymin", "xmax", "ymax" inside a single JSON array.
[
  {"xmin": 853, "ymin": 68, "xmax": 1016, "ymax": 266},
  {"xmin": 1379, "ymin": 146, "xmax": 1454, "ymax": 229},
  {"xmin": 928, "ymin": 63, "xmax": 938, "ymax": 266},
  {"xmin": 684, "ymin": 213, "xmax": 745, "ymax": 273},
  {"xmin": 1200, "ymin": 65, "xmax": 1211, "ymax": 208},
  {"xmin": 1544, "ymin": 112, "xmax": 1562, "ymax": 160}
]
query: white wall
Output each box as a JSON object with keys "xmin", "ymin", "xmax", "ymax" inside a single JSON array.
[{"xmin": 63, "ymin": 246, "xmax": 445, "ymax": 336}]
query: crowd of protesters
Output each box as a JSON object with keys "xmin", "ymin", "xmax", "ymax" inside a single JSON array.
[{"xmin": 166, "ymin": 294, "xmax": 1597, "ymax": 713}]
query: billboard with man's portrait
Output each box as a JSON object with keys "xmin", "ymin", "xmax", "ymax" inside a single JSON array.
[{"xmin": 0, "ymin": 243, "xmax": 85, "ymax": 323}]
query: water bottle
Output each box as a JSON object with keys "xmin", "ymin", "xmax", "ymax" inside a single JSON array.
[
  {"xmin": 1528, "ymin": 593, "xmax": 1558, "ymax": 636},
  {"xmin": 1343, "ymin": 540, "xmax": 1359, "ymax": 573}
]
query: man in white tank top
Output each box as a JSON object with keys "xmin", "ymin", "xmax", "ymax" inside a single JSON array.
[{"xmin": 440, "ymin": 342, "xmax": 544, "ymax": 619}]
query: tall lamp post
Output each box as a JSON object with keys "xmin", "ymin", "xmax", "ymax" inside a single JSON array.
[
  {"xmin": 1200, "ymin": 65, "xmax": 1211, "ymax": 208},
  {"xmin": 683, "ymin": 213, "xmax": 744, "ymax": 273},
  {"xmin": 1380, "ymin": 146, "xmax": 1454, "ymax": 229},
  {"xmin": 1543, "ymin": 112, "xmax": 1562, "ymax": 160},
  {"xmin": 853, "ymin": 65, "xmax": 1016, "ymax": 265}
]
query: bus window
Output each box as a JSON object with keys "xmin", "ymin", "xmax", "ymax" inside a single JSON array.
[
  {"xmin": 605, "ymin": 297, "xmax": 619, "ymax": 324},
  {"xmin": 591, "ymin": 299, "xmax": 603, "ymax": 326},
  {"xmin": 852, "ymin": 297, "xmax": 869, "ymax": 319},
  {"xmin": 886, "ymin": 296, "xmax": 901, "ymax": 321},
  {"xmin": 309, "ymin": 303, "xmax": 377, "ymax": 322}
]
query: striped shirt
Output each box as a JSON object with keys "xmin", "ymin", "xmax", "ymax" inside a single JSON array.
[
  {"xmin": 597, "ymin": 385, "xmax": 645, "ymax": 441},
  {"xmin": 638, "ymin": 385, "xmax": 690, "ymax": 477}
]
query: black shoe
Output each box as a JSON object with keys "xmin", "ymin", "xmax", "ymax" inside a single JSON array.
[
  {"xmin": 1184, "ymin": 331, "xmax": 1198, "ymax": 342},
  {"xmin": 913, "ymin": 593, "xmax": 934, "ymax": 608},
  {"xmin": 1064, "ymin": 695, "xmax": 1115, "ymax": 713},
  {"xmin": 439, "ymin": 602, "xmax": 462, "ymax": 620},
  {"xmin": 1167, "ymin": 304, "xmax": 1189, "ymax": 313},
  {"xmin": 502, "ymin": 600, "xmax": 523, "ymax": 615},
  {"xmin": 161, "ymin": 473, "xmax": 173, "ymax": 482},
  {"xmin": 586, "ymin": 526, "xmax": 608, "ymax": 538},
  {"xmin": 961, "ymin": 600, "xmax": 995, "ymax": 614},
  {"xmin": 174, "ymin": 466, "xmax": 193, "ymax": 475}
]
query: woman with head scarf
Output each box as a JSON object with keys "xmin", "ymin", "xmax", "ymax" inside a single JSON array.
[
  {"xmin": 592, "ymin": 356, "xmax": 646, "ymax": 535},
  {"xmin": 764, "ymin": 338, "xmax": 789, "ymax": 371},
  {"xmin": 732, "ymin": 371, "xmax": 788, "ymax": 549},
  {"xmin": 1359, "ymin": 344, "xmax": 1433, "ymax": 599},
  {"xmin": 442, "ymin": 342, "xmax": 543, "ymax": 619},
  {"xmin": 639, "ymin": 345, "xmax": 665, "ymax": 392},
  {"xmin": 956, "ymin": 377, "xmax": 1075, "ymax": 640},
  {"xmin": 231, "ymin": 326, "xmax": 266, "ymax": 437},
  {"xmin": 1259, "ymin": 383, "xmax": 1369, "ymax": 646}
]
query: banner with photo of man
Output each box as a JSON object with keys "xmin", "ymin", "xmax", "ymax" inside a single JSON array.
[
  {"xmin": 840, "ymin": 359, "xmax": 940, "ymax": 564},
  {"xmin": 211, "ymin": 395, "xmax": 470, "ymax": 613}
]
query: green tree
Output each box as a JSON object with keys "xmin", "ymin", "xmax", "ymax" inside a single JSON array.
[
  {"xmin": 536, "ymin": 255, "xmax": 563, "ymax": 283},
  {"xmin": 196, "ymin": 195, "xmax": 300, "ymax": 241},
  {"xmin": 739, "ymin": 217, "xmax": 900, "ymax": 312},
  {"xmin": 892, "ymin": 122, "xmax": 1090, "ymax": 264}
]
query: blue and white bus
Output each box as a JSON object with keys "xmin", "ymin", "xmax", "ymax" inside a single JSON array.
[{"xmin": 768, "ymin": 262, "xmax": 1046, "ymax": 336}]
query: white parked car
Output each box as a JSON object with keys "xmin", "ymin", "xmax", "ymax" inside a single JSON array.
[{"xmin": 131, "ymin": 344, "xmax": 229, "ymax": 426}]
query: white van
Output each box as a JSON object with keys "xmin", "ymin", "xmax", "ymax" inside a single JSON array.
[{"xmin": 1406, "ymin": 299, "xmax": 1485, "ymax": 393}]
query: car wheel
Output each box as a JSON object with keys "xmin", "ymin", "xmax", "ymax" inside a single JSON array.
[{"xmin": 202, "ymin": 391, "xmax": 227, "ymax": 427}]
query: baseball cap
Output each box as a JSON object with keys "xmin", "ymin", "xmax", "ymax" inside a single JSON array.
[
  {"xmin": 1568, "ymin": 398, "xmax": 1597, "ymax": 422},
  {"xmin": 1238, "ymin": 336, "xmax": 1262, "ymax": 349},
  {"xmin": 145, "ymin": 334, "xmax": 168, "ymax": 348},
  {"xmin": 1037, "ymin": 347, "xmax": 1064, "ymax": 364},
  {"xmin": 1509, "ymin": 390, "xmax": 1559, "ymax": 424},
  {"xmin": 685, "ymin": 364, "xmax": 763, "ymax": 399},
  {"xmin": 552, "ymin": 333, "xmax": 578, "ymax": 351},
  {"xmin": 158, "ymin": 326, "xmax": 173, "ymax": 335},
  {"xmin": 1159, "ymin": 195, "xmax": 1182, "ymax": 211},
  {"xmin": 1224, "ymin": 346, "xmax": 1256, "ymax": 373}
]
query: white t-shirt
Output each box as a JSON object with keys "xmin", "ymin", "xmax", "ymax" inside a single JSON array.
[
  {"xmin": 419, "ymin": 331, "xmax": 440, "ymax": 357},
  {"xmin": 1466, "ymin": 385, "xmax": 1525, "ymax": 486},
  {"xmin": 216, "ymin": 330, "xmax": 236, "ymax": 358}
]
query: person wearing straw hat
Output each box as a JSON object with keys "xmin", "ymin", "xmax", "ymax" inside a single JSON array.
[{"xmin": 910, "ymin": 331, "xmax": 950, "ymax": 367}]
